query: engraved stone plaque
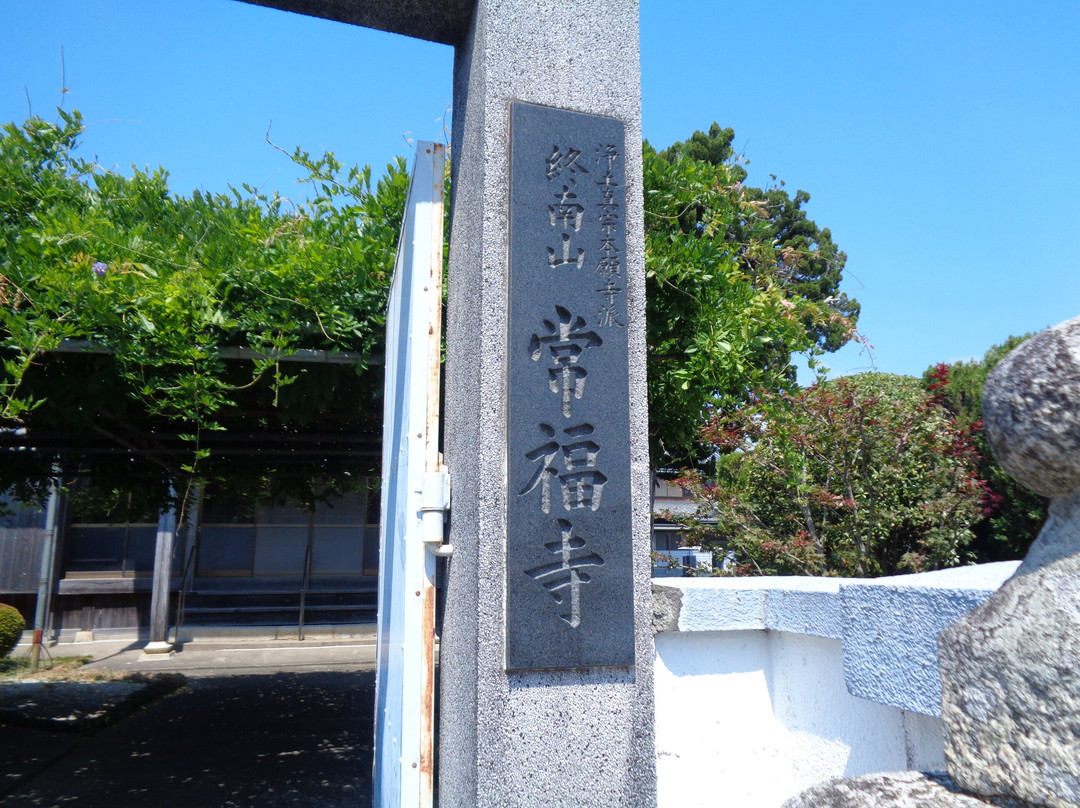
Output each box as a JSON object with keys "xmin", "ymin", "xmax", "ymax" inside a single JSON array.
[{"xmin": 506, "ymin": 101, "xmax": 634, "ymax": 671}]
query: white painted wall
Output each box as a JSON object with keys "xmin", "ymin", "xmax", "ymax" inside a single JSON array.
[
  {"xmin": 653, "ymin": 563, "xmax": 1019, "ymax": 808},
  {"xmin": 655, "ymin": 630, "xmax": 942, "ymax": 808}
]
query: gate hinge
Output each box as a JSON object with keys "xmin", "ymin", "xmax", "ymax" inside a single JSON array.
[{"xmin": 419, "ymin": 471, "xmax": 453, "ymax": 556}]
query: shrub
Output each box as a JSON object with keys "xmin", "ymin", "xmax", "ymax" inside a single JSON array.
[
  {"xmin": 0, "ymin": 604, "xmax": 26, "ymax": 657},
  {"xmin": 678, "ymin": 373, "xmax": 988, "ymax": 577},
  {"xmin": 923, "ymin": 337, "xmax": 1048, "ymax": 561}
]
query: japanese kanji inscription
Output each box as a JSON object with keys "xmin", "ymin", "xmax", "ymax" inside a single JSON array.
[{"xmin": 506, "ymin": 101, "xmax": 634, "ymax": 671}]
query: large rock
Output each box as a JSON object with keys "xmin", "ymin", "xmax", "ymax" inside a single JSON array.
[
  {"xmin": 981, "ymin": 315, "xmax": 1080, "ymax": 499},
  {"xmin": 781, "ymin": 771, "xmax": 1028, "ymax": 808},
  {"xmin": 938, "ymin": 495, "xmax": 1080, "ymax": 808},
  {"xmin": 937, "ymin": 315, "xmax": 1080, "ymax": 808}
]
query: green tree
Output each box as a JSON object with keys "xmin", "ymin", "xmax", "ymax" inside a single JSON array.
[
  {"xmin": 923, "ymin": 336, "xmax": 1048, "ymax": 560},
  {"xmin": 2, "ymin": 112, "xmax": 862, "ymax": 512},
  {"xmin": 645, "ymin": 125, "xmax": 861, "ymax": 465},
  {"xmin": 658, "ymin": 123, "xmax": 860, "ymax": 352},
  {"xmin": 673, "ymin": 373, "xmax": 987, "ymax": 577},
  {"xmin": 0, "ymin": 110, "xmax": 407, "ymax": 506}
]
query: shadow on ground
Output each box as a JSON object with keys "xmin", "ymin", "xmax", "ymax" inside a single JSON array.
[{"xmin": 0, "ymin": 670, "xmax": 375, "ymax": 808}]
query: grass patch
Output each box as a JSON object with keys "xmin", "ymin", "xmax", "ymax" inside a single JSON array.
[
  {"xmin": 0, "ymin": 659, "xmax": 188, "ymax": 734},
  {"xmin": 0, "ymin": 656, "xmax": 95, "ymax": 680}
]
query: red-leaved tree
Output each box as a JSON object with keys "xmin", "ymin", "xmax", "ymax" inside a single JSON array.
[{"xmin": 674, "ymin": 373, "xmax": 990, "ymax": 577}]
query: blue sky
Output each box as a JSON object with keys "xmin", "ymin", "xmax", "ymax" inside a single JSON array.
[{"xmin": 2, "ymin": 0, "xmax": 1078, "ymax": 380}]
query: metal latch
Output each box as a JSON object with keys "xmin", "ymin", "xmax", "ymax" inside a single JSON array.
[{"xmin": 419, "ymin": 471, "xmax": 453, "ymax": 556}]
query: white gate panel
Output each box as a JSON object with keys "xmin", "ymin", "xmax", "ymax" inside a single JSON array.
[{"xmin": 374, "ymin": 141, "xmax": 446, "ymax": 808}]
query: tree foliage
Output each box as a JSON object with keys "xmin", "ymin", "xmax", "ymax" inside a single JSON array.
[
  {"xmin": 644, "ymin": 124, "xmax": 861, "ymax": 464},
  {"xmin": 0, "ymin": 110, "xmax": 407, "ymax": 505},
  {"xmin": 1, "ymin": 110, "xmax": 405, "ymax": 425},
  {"xmin": 657, "ymin": 123, "xmax": 860, "ymax": 352},
  {"xmin": 673, "ymin": 374, "xmax": 989, "ymax": 577},
  {"xmin": 1, "ymin": 112, "xmax": 864, "ymax": 514},
  {"xmin": 923, "ymin": 336, "xmax": 1048, "ymax": 560}
]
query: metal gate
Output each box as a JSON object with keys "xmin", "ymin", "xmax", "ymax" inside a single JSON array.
[{"xmin": 373, "ymin": 141, "xmax": 448, "ymax": 808}]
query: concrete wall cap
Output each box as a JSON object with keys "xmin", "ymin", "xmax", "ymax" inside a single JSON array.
[
  {"xmin": 838, "ymin": 561, "xmax": 1019, "ymax": 592},
  {"xmin": 653, "ymin": 563, "xmax": 1018, "ymax": 716},
  {"xmin": 665, "ymin": 576, "xmax": 841, "ymax": 593}
]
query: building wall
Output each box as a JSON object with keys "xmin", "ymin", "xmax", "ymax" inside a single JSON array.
[
  {"xmin": 0, "ymin": 528, "xmax": 48, "ymax": 594},
  {"xmin": 1, "ymin": 483, "xmax": 380, "ymax": 637}
]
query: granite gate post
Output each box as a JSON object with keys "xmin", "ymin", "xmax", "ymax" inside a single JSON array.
[
  {"xmin": 239, "ymin": 1, "xmax": 655, "ymax": 802},
  {"xmin": 441, "ymin": 1, "xmax": 656, "ymax": 805}
]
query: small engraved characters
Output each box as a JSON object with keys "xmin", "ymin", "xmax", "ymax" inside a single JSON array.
[
  {"xmin": 524, "ymin": 519, "xmax": 604, "ymax": 628},
  {"xmin": 546, "ymin": 145, "xmax": 589, "ymax": 184},
  {"xmin": 596, "ymin": 281, "xmax": 625, "ymax": 328},
  {"xmin": 529, "ymin": 306, "xmax": 603, "ymax": 418},
  {"xmin": 546, "ymin": 145, "xmax": 589, "ymax": 270},
  {"xmin": 596, "ymin": 143, "xmax": 618, "ymax": 170},
  {"xmin": 520, "ymin": 423, "xmax": 607, "ymax": 514},
  {"xmin": 594, "ymin": 144, "xmax": 624, "ymax": 327}
]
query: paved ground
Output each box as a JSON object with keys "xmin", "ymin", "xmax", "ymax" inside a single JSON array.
[{"xmin": 0, "ymin": 633, "xmax": 379, "ymax": 808}]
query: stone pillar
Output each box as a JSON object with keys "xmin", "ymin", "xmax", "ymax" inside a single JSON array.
[
  {"xmin": 441, "ymin": 2, "xmax": 656, "ymax": 806},
  {"xmin": 143, "ymin": 501, "xmax": 177, "ymax": 656}
]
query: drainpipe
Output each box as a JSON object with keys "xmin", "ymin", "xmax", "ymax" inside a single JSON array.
[
  {"xmin": 298, "ymin": 508, "xmax": 315, "ymax": 641},
  {"xmin": 31, "ymin": 476, "xmax": 62, "ymax": 671},
  {"xmin": 143, "ymin": 488, "xmax": 178, "ymax": 657}
]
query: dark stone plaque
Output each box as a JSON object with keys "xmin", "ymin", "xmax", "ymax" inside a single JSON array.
[{"xmin": 505, "ymin": 101, "xmax": 634, "ymax": 671}]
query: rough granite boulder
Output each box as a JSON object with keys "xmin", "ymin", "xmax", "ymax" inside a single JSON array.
[
  {"xmin": 938, "ymin": 314, "xmax": 1080, "ymax": 808},
  {"xmin": 980, "ymin": 314, "xmax": 1080, "ymax": 499},
  {"xmin": 781, "ymin": 771, "xmax": 1030, "ymax": 808}
]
